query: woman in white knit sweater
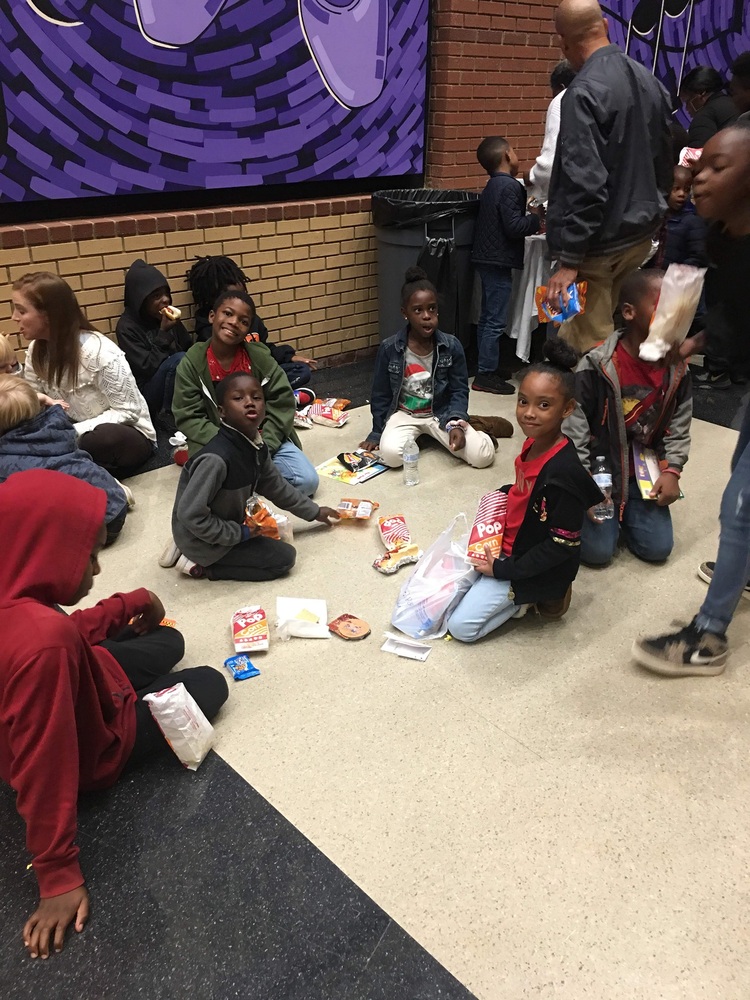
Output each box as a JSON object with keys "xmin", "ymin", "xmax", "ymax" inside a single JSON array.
[{"xmin": 12, "ymin": 272, "xmax": 156, "ymax": 477}]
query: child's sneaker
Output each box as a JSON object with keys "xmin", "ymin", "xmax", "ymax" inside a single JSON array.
[
  {"xmin": 159, "ymin": 539, "xmax": 180, "ymax": 568},
  {"xmin": 294, "ymin": 387, "xmax": 316, "ymax": 410},
  {"xmin": 175, "ymin": 555, "xmax": 204, "ymax": 578},
  {"xmin": 631, "ymin": 618, "xmax": 728, "ymax": 677},
  {"xmin": 115, "ymin": 480, "xmax": 136, "ymax": 509},
  {"xmin": 697, "ymin": 561, "xmax": 750, "ymax": 600}
]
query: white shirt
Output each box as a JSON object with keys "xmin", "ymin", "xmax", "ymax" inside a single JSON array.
[
  {"xmin": 25, "ymin": 332, "xmax": 156, "ymax": 443},
  {"xmin": 528, "ymin": 90, "xmax": 566, "ymax": 203}
]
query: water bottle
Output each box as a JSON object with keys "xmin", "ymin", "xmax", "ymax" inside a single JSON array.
[
  {"xmin": 591, "ymin": 455, "xmax": 614, "ymax": 520},
  {"xmin": 403, "ymin": 438, "xmax": 420, "ymax": 486}
]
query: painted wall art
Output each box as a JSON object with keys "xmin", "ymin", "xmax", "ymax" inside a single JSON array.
[{"xmin": 0, "ymin": 0, "xmax": 428, "ymax": 206}]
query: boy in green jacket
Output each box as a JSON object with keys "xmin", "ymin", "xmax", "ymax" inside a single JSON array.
[{"xmin": 172, "ymin": 291, "xmax": 318, "ymax": 495}]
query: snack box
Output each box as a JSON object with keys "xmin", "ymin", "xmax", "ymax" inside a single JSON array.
[{"xmin": 232, "ymin": 605, "xmax": 269, "ymax": 653}]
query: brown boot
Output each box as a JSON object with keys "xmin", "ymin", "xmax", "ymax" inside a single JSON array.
[
  {"xmin": 468, "ymin": 414, "xmax": 515, "ymax": 449},
  {"xmin": 535, "ymin": 585, "xmax": 572, "ymax": 621}
]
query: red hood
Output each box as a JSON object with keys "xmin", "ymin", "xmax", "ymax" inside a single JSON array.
[{"xmin": 0, "ymin": 469, "xmax": 106, "ymax": 607}]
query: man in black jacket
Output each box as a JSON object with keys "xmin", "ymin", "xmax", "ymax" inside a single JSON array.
[{"xmin": 545, "ymin": 0, "xmax": 673, "ymax": 354}]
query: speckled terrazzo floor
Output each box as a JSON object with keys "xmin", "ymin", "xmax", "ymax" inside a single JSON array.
[{"xmin": 2, "ymin": 382, "xmax": 749, "ymax": 1000}]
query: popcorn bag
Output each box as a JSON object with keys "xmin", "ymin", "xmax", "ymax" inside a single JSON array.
[
  {"xmin": 143, "ymin": 683, "xmax": 215, "ymax": 771},
  {"xmin": 467, "ymin": 490, "xmax": 508, "ymax": 565},
  {"xmin": 639, "ymin": 263, "xmax": 706, "ymax": 362}
]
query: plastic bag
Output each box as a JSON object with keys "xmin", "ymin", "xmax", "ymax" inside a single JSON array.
[
  {"xmin": 391, "ymin": 514, "xmax": 474, "ymax": 640},
  {"xmin": 639, "ymin": 263, "xmax": 706, "ymax": 361},
  {"xmin": 143, "ymin": 683, "xmax": 215, "ymax": 771}
]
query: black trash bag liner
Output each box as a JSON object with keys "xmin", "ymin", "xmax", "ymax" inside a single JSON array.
[{"xmin": 372, "ymin": 189, "xmax": 480, "ymax": 229}]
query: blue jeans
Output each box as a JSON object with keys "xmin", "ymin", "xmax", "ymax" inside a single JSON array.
[
  {"xmin": 476, "ymin": 265, "xmax": 513, "ymax": 374},
  {"xmin": 696, "ymin": 402, "xmax": 750, "ymax": 635},
  {"xmin": 272, "ymin": 440, "xmax": 319, "ymax": 496},
  {"xmin": 581, "ymin": 477, "xmax": 674, "ymax": 565},
  {"xmin": 447, "ymin": 573, "xmax": 518, "ymax": 643},
  {"xmin": 140, "ymin": 352, "xmax": 185, "ymax": 415},
  {"xmin": 281, "ymin": 361, "xmax": 313, "ymax": 389}
]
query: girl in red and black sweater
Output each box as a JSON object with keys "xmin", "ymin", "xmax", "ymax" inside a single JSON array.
[{"xmin": 448, "ymin": 339, "xmax": 603, "ymax": 642}]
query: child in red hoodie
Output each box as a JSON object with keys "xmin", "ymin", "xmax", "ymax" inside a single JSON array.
[{"xmin": 0, "ymin": 469, "xmax": 228, "ymax": 959}]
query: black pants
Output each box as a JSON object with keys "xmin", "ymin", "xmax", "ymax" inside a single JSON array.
[
  {"xmin": 79, "ymin": 424, "xmax": 153, "ymax": 478},
  {"xmin": 99, "ymin": 625, "xmax": 229, "ymax": 768},
  {"xmin": 205, "ymin": 536, "xmax": 296, "ymax": 581}
]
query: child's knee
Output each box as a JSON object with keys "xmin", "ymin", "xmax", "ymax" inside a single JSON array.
[
  {"xmin": 297, "ymin": 467, "xmax": 319, "ymax": 497},
  {"xmin": 156, "ymin": 624, "xmax": 186, "ymax": 665},
  {"xmin": 627, "ymin": 534, "xmax": 673, "ymax": 563},
  {"xmin": 378, "ymin": 437, "xmax": 404, "ymax": 468},
  {"xmin": 278, "ymin": 542, "xmax": 297, "ymax": 574},
  {"xmin": 446, "ymin": 611, "xmax": 480, "ymax": 644},
  {"xmin": 185, "ymin": 666, "xmax": 229, "ymax": 719},
  {"xmin": 464, "ymin": 433, "xmax": 495, "ymax": 469},
  {"xmin": 580, "ymin": 531, "xmax": 617, "ymax": 567}
]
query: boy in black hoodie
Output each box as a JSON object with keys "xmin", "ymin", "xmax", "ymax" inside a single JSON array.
[{"xmin": 116, "ymin": 259, "xmax": 192, "ymax": 423}]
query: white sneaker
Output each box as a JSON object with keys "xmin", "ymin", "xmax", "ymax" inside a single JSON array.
[
  {"xmin": 175, "ymin": 554, "xmax": 203, "ymax": 578},
  {"xmin": 116, "ymin": 480, "xmax": 136, "ymax": 509},
  {"xmin": 159, "ymin": 539, "xmax": 180, "ymax": 568}
]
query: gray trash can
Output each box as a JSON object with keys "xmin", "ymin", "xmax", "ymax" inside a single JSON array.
[{"xmin": 372, "ymin": 189, "xmax": 480, "ymax": 348}]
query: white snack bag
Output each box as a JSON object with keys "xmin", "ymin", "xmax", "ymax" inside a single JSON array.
[
  {"xmin": 143, "ymin": 683, "xmax": 215, "ymax": 771},
  {"xmin": 638, "ymin": 263, "xmax": 706, "ymax": 362}
]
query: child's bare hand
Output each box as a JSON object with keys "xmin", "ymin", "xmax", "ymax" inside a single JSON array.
[
  {"xmin": 292, "ymin": 354, "xmax": 318, "ymax": 369},
  {"xmin": 650, "ymin": 472, "xmax": 681, "ymax": 506},
  {"xmin": 38, "ymin": 393, "xmax": 69, "ymax": 410},
  {"xmin": 448, "ymin": 427, "xmax": 466, "ymax": 452},
  {"xmin": 475, "ymin": 544, "xmax": 496, "ymax": 577},
  {"xmin": 131, "ymin": 591, "xmax": 166, "ymax": 635},
  {"xmin": 358, "ymin": 438, "xmax": 379, "ymax": 452},
  {"xmin": 24, "ymin": 886, "xmax": 89, "ymax": 959},
  {"xmin": 315, "ymin": 506, "xmax": 341, "ymax": 525}
]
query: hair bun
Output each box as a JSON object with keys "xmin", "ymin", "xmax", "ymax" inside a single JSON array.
[
  {"xmin": 542, "ymin": 336, "xmax": 579, "ymax": 372},
  {"xmin": 404, "ymin": 265, "xmax": 428, "ymax": 283}
]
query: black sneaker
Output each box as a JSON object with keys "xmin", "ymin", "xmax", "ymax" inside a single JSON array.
[
  {"xmin": 697, "ymin": 561, "xmax": 750, "ymax": 600},
  {"xmin": 693, "ymin": 370, "xmax": 731, "ymax": 390},
  {"xmin": 471, "ymin": 372, "xmax": 515, "ymax": 395},
  {"xmin": 631, "ymin": 618, "xmax": 728, "ymax": 677}
]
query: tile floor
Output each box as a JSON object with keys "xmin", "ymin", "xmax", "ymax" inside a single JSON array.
[{"xmin": 3, "ymin": 383, "xmax": 749, "ymax": 1000}]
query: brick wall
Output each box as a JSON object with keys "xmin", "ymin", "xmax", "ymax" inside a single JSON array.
[
  {"xmin": 0, "ymin": 199, "xmax": 378, "ymax": 368},
  {"xmin": 428, "ymin": 0, "xmax": 560, "ymax": 190}
]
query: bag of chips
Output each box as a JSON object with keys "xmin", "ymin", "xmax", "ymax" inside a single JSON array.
[
  {"xmin": 467, "ymin": 490, "xmax": 507, "ymax": 565},
  {"xmin": 143, "ymin": 683, "xmax": 215, "ymax": 771},
  {"xmin": 535, "ymin": 281, "xmax": 587, "ymax": 325}
]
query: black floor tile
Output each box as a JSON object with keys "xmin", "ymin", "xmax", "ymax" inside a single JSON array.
[{"xmin": 1, "ymin": 752, "xmax": 475, "ymax": 1000}]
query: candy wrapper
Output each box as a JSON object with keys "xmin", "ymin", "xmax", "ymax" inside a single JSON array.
[
  {"xmin": 337, "ymin": 450, "xmax": 379, "ymax": 472},
  {"xmin": 224, "ymin": 654, "xmax": 261, "ymax": 680},
  {"xmin": 535, "ymin": 281, "xmax": 587, "ymax": 325},
  {"xmin": 232, "ymin": 605, "xmax": 270, "ymax": 652},
  {"xmin": 309, "ymin": 403, "xmax": 349, "ymax": 428},
  {"xmin": 467, "ymin": 490, "xmax": 508, "ymax": 565},
  {"xmin": 328, "ymin": 614, "xmax": 371, "ymax": 640},
  {"xmin": 337, "ymin": 498, "xmax": 379, "ymax": 519},
  {"xmin": 143, "ymin": 683, "xmax": 214, "ymax": 771},
  {"xmin": 245, "ymin": 496, "xmax": 293, "ymax": 543},
  {"xmin": 638, "ymin": 263, "xmax": 706, "ymax": 362},
  {"xmin": 373, "ymin": 514, "xmax": 422, "ymax": 574}
]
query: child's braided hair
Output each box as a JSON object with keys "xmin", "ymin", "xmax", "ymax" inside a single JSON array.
[{"xmin": 187, "ymin": 255, "xmax": 249, "ymax": 314}]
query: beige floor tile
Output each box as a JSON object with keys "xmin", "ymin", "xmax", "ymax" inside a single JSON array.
[{"xmin": 90, "ymin": 390, "xmax": 750, "ymax": 1000}]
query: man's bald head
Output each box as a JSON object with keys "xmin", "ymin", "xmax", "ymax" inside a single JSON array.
[{"xmin": 555, "ymin": 0, "xmax": 609, "ymax": 69}]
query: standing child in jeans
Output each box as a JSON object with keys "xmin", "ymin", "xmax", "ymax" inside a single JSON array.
[
  {"xmin": 565, "ymin": 269, "xmax": 692, "ymax": 567},
  {"xmin": 632, "ymin": 123, "xmax": 750, "ymax": 675},
  {"xmin": 471, "ymin": 136, "xmax": 540, "ymax": 395}
]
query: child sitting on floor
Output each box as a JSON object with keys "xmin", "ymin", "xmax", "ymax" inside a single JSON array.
[
  {"xmin": 163, "ymin": 372, "xmax": 339, "ymax": 580},
  {"xmin": 116, "ymin": 259, "xmax": 192, "ymax": 426},
  {"xmin": 564, "ymin": 269, "xmax": 692, "ymax": 567},
  {"xmin": 172, "ymin": 290, "xmax": 318, "ymax": 495},
  {"xmin": 359, "ymin": 267, "xmax": 495, "ymax": 469},
  {"xmin": 0, "ymin": 469, "xmax": 227, "ymax": 959},
  {"xmin": 187, "ymin": 254, "xmax": 316, "ymax": 389},
  {"xmin": 447, "ymin": 339, "xmax": 602, "ymax": 643},
  {"xmin": 0, "ymin": 375, "xmax": 129, "ymax": 544}
]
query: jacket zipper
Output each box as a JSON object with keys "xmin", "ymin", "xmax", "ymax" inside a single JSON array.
[{"xmin": 599, "ymin": 362, "xmax": 628, "ymax": 521}]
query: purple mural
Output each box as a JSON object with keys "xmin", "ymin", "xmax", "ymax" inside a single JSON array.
[
  {"xmin": 602, "ymin": 0, "xmax": 749, "ymax": 101},
  {"xmin": 0, "ymin": 0, "xmax": 427, "ymax": 205}
]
